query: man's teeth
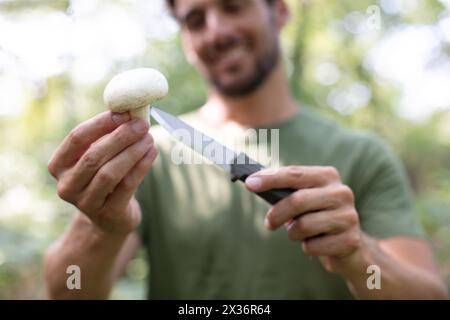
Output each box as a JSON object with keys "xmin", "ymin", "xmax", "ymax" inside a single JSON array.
[{"xmin": 217, "ymin": 47, "xmax": 246, "ymax": 64}]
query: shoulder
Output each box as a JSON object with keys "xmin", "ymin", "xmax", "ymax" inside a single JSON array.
[
  {"xmin": 306, "ymin": 108, "xmax": 384, "ymax": 144},
  {"xmin": 292, "ymin": 107, "xmax": 393, "ymax": 162}
]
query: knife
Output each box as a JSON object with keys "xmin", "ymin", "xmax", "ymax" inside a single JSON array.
[{"xmin": 150, "ymin": 107, "xmax": 296, "ymax": 205}]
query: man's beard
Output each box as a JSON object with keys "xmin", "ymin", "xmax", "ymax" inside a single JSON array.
[{"xmin": 208, "ymin": 37, "xmax": 280, "ymax": 97}]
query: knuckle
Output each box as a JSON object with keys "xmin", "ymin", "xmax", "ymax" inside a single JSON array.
[
  {"xmin": 76, "ymin": 197, "xmax": 93, "ymax": 215},
  {"xmin": 288, "ymin": 191, "xmax": 303, "ymax": 208},
  {"xmin": 47, "ymin": 158, "xmax": 57, "ymax": 177},
  {"xmin": 57, "ymin": 182, "xmax": 73, "ymax": 202},
  {"xmin": 345, "ymin": 209, "xmax": 359, "ymax": 226},
  {"xmin": 345, "ymin": 231, "xmax": 361, "ymax": 251},
  {"xmin": 68, "ymin": 127, "xmax": 84, "ymax": 147},
  {"xmin": 287, "ymin": 166, "xmax": 303, "ymax": 179},
  {"xmin": 324, "ymin": 166, "xmax": 339, "ymax": 179},
  {"xmin": 340, "ymin": 185, "xmax": 355, "ymax": 202},
  {"xmin": 97, "ymin": 169, "xmax": 118, "ymax": 186},
  {"xmin": 82, "ymin": 151, "xmax": 102, "ymax": 170}
]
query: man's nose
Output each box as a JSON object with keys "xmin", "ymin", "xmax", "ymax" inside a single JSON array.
[{"xmin": 204, "ymin": 10, "xmax": 233, "ymax": 47}]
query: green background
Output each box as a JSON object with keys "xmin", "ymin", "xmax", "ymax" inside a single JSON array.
[{"xmin": 0, "ymin": 0, "xmax": 449, "ymax": 299}]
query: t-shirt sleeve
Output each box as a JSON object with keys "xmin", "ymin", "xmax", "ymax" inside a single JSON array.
[{"xmin": 351, "ymin": 133, "xmax": 425, "ymax": 239}]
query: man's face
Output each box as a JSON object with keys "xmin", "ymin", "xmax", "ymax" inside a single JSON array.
[{"xmin": 174, "ymin": 0, "xmax": 284, "ymax": 97}]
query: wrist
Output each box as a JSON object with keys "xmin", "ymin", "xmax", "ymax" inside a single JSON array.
[
  {"xmin": 329, "ymin": 233, "xmax": 377, "ymax": 279},
  {"xmin": 75, "ymin": 195, "xmax": 142, "ymax": 238},
  {"xmin": 74, "ymin": 212, "xmax": 130, "ymax": 244}
]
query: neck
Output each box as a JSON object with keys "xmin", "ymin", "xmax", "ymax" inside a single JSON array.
[{"xmin": 198, "ymin": 59, "xmax": 299, "ymax": 129}]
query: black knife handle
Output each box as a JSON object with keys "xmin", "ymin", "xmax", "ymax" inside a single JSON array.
[{"xmin": 229, "ymin": 153, "xmax": 296, "ymax": 205}]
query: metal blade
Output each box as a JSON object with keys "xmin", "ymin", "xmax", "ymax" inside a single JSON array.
[{"xmin": 150, "ymin": 107, "xmax": 238, "ymax": 172}]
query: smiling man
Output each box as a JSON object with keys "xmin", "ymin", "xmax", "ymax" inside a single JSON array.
[{"xmin": 45, "ymin": 0, "xmax": 448, "ymax": 299}]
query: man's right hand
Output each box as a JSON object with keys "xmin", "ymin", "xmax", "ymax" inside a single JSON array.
[{"xmin": 48, "ymin": 111, "xmax": 158, "ymax": 235}]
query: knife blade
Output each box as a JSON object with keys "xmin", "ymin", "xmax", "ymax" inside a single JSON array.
[{"xmin": 150, "ymin": 107, "xmax": 295, "ymax": 205}]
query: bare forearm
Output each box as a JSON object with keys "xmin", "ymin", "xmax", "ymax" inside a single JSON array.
[
  {"xmin": 44, "ymin": 212, "xmax": 129, "ymax": 299},
  {"xmin": 337, "ymin": 234, "xmax": 448, "ymax": 299}
]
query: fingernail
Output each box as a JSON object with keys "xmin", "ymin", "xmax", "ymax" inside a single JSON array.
[
  {"xmin": 246, "ymin": 176, "xmax": 262, "ymax": 190},
  {"xmin": 131, "ymin": 119, "xmax": 147, "ymax": 133},
  {"xmin": 112, "ymin": 112, "xmax": 129, "ymax": 125}
]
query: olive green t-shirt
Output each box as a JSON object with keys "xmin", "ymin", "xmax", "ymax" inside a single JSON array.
[{"xmin": 136, "ymin": 107, "xmax": 423, "ymax": 299}]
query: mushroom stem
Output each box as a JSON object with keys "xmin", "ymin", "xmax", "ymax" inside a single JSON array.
[{"xmin": 130, "ymin": 105, "xmax": 150, "ymax": 125}]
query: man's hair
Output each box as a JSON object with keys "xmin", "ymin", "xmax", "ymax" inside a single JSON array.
[{"xmin": 165, "ymin": 0, "xmax": 276, "ymax": 12}]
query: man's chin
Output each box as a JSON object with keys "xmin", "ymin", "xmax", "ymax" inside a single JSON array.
[
  {"xmin": 211, "ymin": 75, "xmax": 264, "ymax": 97},
  {"xmin": 213, "ymin": 83, "xmax": 256, "ymax": 97},
  {"xmin": 206, "ymin": 50, "xmax": 279, "ymax": 97}
]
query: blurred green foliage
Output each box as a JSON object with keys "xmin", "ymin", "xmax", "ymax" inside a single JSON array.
[{"xmin": 0, "ymin": 0, "xmax": 449, "ymax": 299}]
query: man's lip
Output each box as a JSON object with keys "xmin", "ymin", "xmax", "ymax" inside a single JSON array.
[{"xmin": 210, "ymin": 47, "xmax": 247, "ymax": 70}]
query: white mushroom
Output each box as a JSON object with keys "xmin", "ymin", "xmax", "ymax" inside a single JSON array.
[{"xmin": 103, "ymin": 68, "xmax": 169, "ymax": 125}]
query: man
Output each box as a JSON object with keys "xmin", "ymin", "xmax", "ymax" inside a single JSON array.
[{"xmin": 45, "ymin": 0, "xmax": 448, "ymax": 299}]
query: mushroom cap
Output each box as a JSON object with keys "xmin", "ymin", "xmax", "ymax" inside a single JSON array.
[{"xmin": 103, "ymin": 68, "xmax": 169, "ymax": 113}]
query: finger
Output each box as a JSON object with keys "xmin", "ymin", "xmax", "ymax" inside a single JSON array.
[
  {"xmin": 286, "ymin": 209, "xmax": 356, "ymax": 242},
  {"xmin": 64, "ymin": 119, "xmax": 150, "ymax": 192},
  {"xmin": 301, "ymin": 229, "xmax": 361, "ymax": 257},
  {"xmin": 48, "ymin": 111, "xmax": 131, "ymax": 178},
  {"xmin": 77, "ymin": 134, "xmax": 155, "ymax": 214},
  {"xmin": 245, "ymin": 166, "xmax": 340, "ymax": 192},
  {"xmin": 103, "ymin": 145, "xmax": 158, "ymax": 213},
  {"xmin": 266, "ymin": 186, "xmax": 348, "ymax": 230}
]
